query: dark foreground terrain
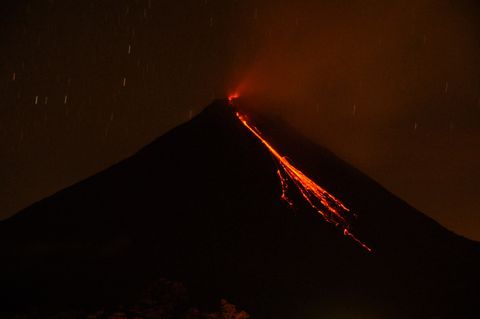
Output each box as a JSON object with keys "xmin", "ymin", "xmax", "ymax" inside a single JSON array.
[{"xmin": 1, "ymin": 99, "xmax": 479, "ymax": 318}]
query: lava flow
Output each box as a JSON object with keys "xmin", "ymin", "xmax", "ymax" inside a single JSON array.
[{"xmin": 230, "ymin": 97, "xmax": 372, "ymax": 252}]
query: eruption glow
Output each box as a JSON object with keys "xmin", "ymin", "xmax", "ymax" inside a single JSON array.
[
  {"xmin": 228, "ymin": 93, "xmax": 240, "ymax": 102},
  {"xmin": 231, "ymin": 98, "xmax": 372, "ymax": 252}
]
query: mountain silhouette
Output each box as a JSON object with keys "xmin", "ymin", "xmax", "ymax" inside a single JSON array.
[{"xmin": 1, "ymin": 99, "xmax": 479, "ymax": 318}]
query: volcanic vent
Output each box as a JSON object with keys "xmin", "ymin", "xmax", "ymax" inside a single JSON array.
[{"xmin": 0, "ymin": 99, "xmax": 479, "ymax": 318}]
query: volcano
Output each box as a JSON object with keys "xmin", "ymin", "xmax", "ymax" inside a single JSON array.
[{"xmin": 1, "ymin": 99, "xmax": 479, "ymax": 318}]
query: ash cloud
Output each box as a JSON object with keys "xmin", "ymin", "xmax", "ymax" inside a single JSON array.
[{"xmin": 235, "ymin": 1, "xmax": 480, "ymax": 124}]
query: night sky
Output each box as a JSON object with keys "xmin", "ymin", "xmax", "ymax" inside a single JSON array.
[{"xmin": 1, "ymin": 0, "xmax": 479, "ymax": 240}]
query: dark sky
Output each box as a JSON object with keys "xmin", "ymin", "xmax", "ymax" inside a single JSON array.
[{"xmin": 1, "ymin": 0, "xmax": 479, "ymax": 240}]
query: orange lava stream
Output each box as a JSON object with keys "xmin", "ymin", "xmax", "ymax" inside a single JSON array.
[{"xmin": 235, "ymin": 111, "xmax": 372, "ymax": 252}]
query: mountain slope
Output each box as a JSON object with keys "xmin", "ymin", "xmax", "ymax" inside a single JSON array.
[{"xmin": 1, "ymin": 99, "xmax": 479, "ymax": 318}]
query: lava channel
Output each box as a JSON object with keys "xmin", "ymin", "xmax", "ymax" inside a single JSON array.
[{"xmin": 231, "ymin": 99, "xmax": 372, "ymax": 252}]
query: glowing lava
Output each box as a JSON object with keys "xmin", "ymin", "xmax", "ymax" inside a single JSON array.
[
  {"xmin": 231, "ymin": 99, "xmax": 372, "ymax": 252},
  {"xmin": 228, "ymin": 93, "xmax": 240, "ymax": 102}
]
